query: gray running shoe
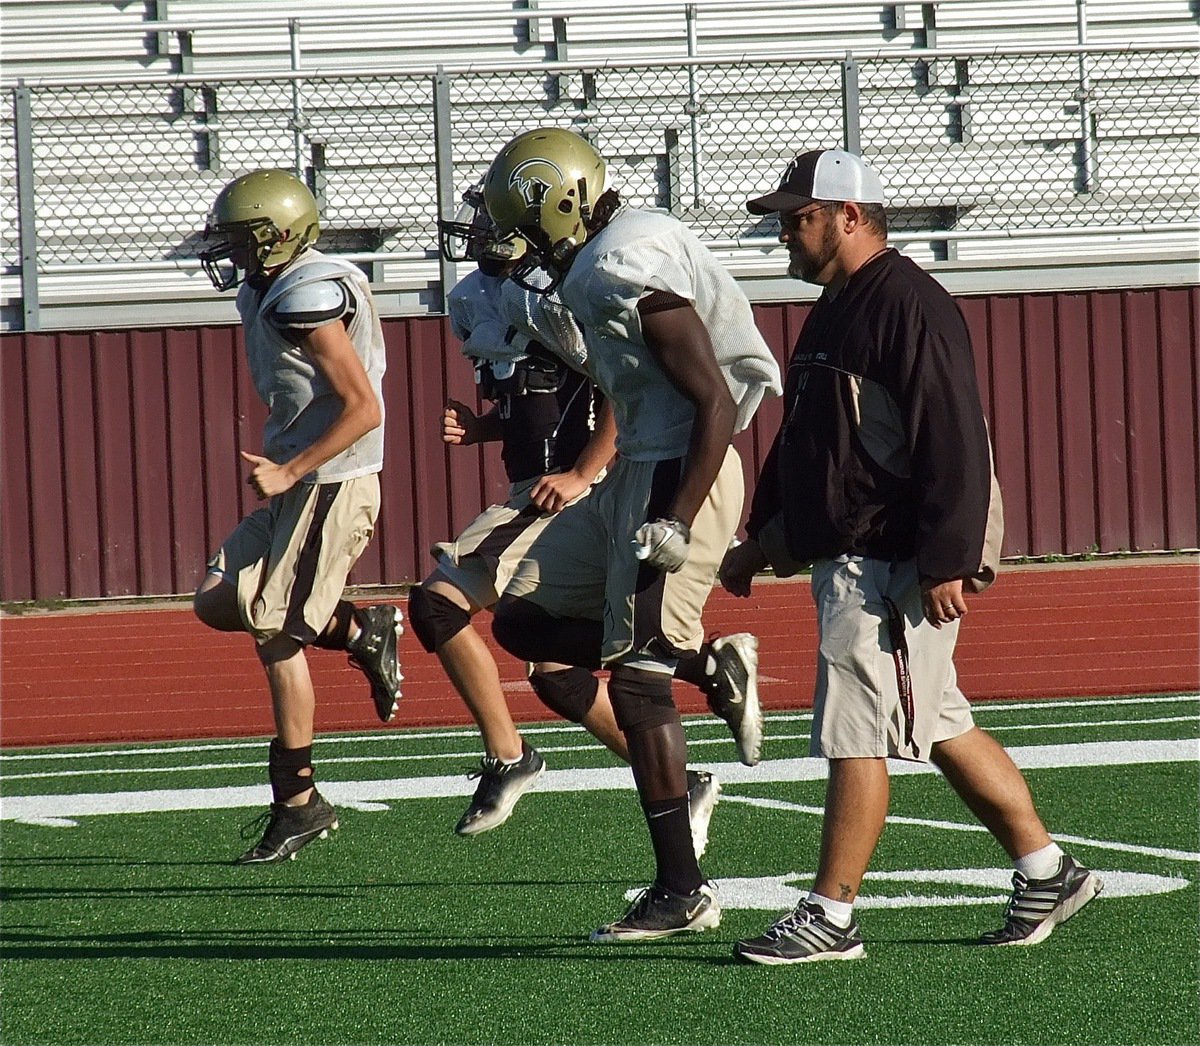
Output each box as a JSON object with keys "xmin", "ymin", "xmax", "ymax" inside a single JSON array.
[
  {"xmin": 348, "ymin": 604, "xmax": 404, "ymax": 722},
  {"xmin": 980, "ymin": 855, "xmax": 1103, "ymax": 946},
  {"xmin": 706, "ymin": 633, "xmax": 764, "ymax": 766},
  {"xmin": 235, "ymin": 790, "xmax": 339, "ymax": 865},
  {"xmin": 455, "ymin": 740, "xmax": 545, "ymax": 836},
  {"xmin": 735, "ymin": 899, "xmax": 866, "ymax": 964},
  {"xmin": 591, "ymin": 881, "xmax": 721, "ymax": 943},
  {"xmin": 686, "ymin": 769, "xmax": 721, "ymax": 860}
]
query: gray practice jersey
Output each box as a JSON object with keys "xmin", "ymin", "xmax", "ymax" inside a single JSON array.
[
  {"xmin": 447, "ymin": 269, "xmax": 514, "ymax": 363},
  {"xmin": 236, "ymin": 249, "xmax": 386, "ymax": 483},
  {"xmin": 498, "ymin": 270, "xmax": 588, "ymax": 373},
  {"xmin": 559, "ymin": 207, "xmax": 781, "ymax": 460}
]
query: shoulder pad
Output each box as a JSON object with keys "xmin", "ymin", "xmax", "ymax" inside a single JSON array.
[
  {"xmin": 263, "ymin": 257, "xmax": 357, "ymax": 303},
  {"xmin": 268, "ymin": 277, "xmax": 351, "ymax": 331}
]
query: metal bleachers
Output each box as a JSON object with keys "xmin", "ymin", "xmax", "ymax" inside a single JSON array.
[{"xmin": 1, "ymin": 0, "xmax": 1197, "ymax": 331}]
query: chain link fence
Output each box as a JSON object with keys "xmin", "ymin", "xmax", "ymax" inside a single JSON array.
[{"xmin": 4, "ymin": 45, "xmax": 1197, "ymax": 326}]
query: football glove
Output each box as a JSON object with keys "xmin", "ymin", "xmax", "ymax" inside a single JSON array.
[{"xmin": 632, "ymin": 516, "xmax": 691, "ymax": 573}]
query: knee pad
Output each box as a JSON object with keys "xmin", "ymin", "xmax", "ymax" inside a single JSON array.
[
  {"xmin": 492, "ymin": 595, "xmax": 602, "ymax": 669},
  {"xmin": 528, "ymin": 666, "xmax": 600, "ymax": 723},
  {"xmin": 408, "ymin": 585, "xmax": 471, "ymax": 653},
  {"xmin": 608, "ymin": 665, "xmax": 680, "ymax": 735},
  {"xmin": 268, "ymin": 738, "xmax": 313, "ymax": 803}
]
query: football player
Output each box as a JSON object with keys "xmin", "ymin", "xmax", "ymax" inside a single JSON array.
[
  {"xmin": 411, "ymin": 190, "xmax": 733, "ymax": 855},
  {"xmin": 193, "ymin": 169, "xmax": 402, "ymax": 864},
  {"xmin": 482, "ymin": 128, "xmax": 783, "ymax": 941}
]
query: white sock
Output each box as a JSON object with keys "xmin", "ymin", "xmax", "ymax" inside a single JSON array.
[
  {"xmin": 806, "ymin": 891, "xmax": 854, "ymax": 928},
  {"xmin": 1014, "ymin": 842, "xmax": 1065, "ymax": 880}
]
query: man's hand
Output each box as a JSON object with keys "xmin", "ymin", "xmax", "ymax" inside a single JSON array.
[
  {"xmin": 719, "ymin": 538, "xmax": 768, "ymax": 597},
  {"xmin": 922, "ymin": 577, "xmax": 967, "ymax": 629},
  {"xmin": 241, "ymin": 450, "xmax": 296, "ymax": 500},
  {"xmin": 530, "ymin": 469, "xmax": 589, "ymax": 514},
  {"xmin": 632, "ymin": 517, "xmax": 691, "ymax": 573},
  {"xmin": 443, "ymin": 399, "xmax": 481, "ymax": 446}
]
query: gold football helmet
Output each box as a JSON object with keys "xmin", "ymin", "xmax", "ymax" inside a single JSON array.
[
  {"xmin": 200, "ymin": 169, "xmax": 320, "ymax": 290},
  {"xmin": 482, "ymin": 127, "xmax": 608, "ymax": 275}
]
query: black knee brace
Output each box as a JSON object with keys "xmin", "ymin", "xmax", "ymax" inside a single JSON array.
[
  {"xmin": 528, "ymin": 666, "xmax": 600, "ymax": 723},
  {"xmin": 607, "ymin": 665, "xmax": 680, "ymax": 735},
  {"xmin": 408, "ymin": 585, "xmax": 471, "ymax": 653},
  {"xmin": 268, "ymin": 738, "xmax": 313, "ymax": 803},
  {"xmin": 492, "ymin": 595, "xmax": 602, "ymax": 669}
]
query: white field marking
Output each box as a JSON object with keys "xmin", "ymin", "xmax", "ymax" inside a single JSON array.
[
  {"xmin": 15, "ymin": 710, "xmax": 1199, "ymax": 782},
  {"xmin": 987, "ymin": 715, "xmax": 1199, "ymax": 732},
  {"xmin": 752, "ymin": 693, "xmax": 1200, "ymax": 730},
  {"xmin": 970, "ymin": 694, "xmax": 1199, "ymax": 714},
  {"xmin": 6, "ymin": 720, "xmax": 1197, "ymax": 784},
  {"xmin": 1, "ymin": 738, "xmax": 1196, "ymax": 836},
  {"xmin": 721, "ymin": 794, "xmax": 1200, "ymax": 863},
  {"xmin": 2, "ymin": 693, "xmax": 1195, "ymax": 765},
  {"xmin": 0, "ymin": 719, "xmax": 750, "ymax": 762},
  {"xmin": 0, "ymin": 734, "xmax": 809, "ymax": 782},
  {"xmin": 705, "ymin": 868, "xmax": 1191, "ymax": 912}
]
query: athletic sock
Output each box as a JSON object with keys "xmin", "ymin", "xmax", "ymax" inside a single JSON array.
[
  {"xmin": 1014, "ymin": 841, "xmax": 1065, "ymax": 880},
  {"xmin": 673, "ymin": 644, "xmax": 716, "ymax": 695},
  {"xmin": 641, "ymin": 795, "xmax": 703, "ymax": 896},
  {"xmin": 806, "ymin": 891, "xmax": 854, "ymax": 928}
]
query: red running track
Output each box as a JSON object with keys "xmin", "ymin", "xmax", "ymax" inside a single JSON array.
[{"xmin": 1, "ymin": 560, "xmax": 1196, "ymax": 748}]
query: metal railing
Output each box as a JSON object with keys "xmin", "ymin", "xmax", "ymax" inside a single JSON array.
[
  {"xmin": 5, "ymin": 0, "xmax": 1186, "ymax": 79},
  {"xmin": 3, "ymin": 41, "xmax": 1198, "ymax": 330}
]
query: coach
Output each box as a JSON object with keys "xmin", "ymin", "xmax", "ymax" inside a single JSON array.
[{"xmin": 719, "ymin": 149, "xmax": 1102, "ymax": 964}]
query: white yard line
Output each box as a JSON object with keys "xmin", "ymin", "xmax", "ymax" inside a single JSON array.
[
  {"xmin": 1, "ymin": 739, "xmax": 1195, "ymax": 835},
  {"xmin": 2, "ymin": 693, "xmax": 1196, "ymax": 763},
  {"xmin": 721, "ymin": 795, "xmax": 1200, "ymax": 863}
]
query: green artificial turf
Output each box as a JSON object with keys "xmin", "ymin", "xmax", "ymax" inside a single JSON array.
[{"xmin": 1, "ymin": 695, "xmax": 1197, "ymax": 1046}]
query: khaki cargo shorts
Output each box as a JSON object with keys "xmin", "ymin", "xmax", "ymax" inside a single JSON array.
[
  {"xmin": 810, "ymin": 555, "xmax": 975, "ymax": 762},
  {"xmin": 430, "ymin": 471, "xmax": 599, "ymax": 611},
  {"xmin": 208, "ymin": 474, "xmax": 380, "ymax": 646},
  {"xmin": 503, "ymin": 447, "xmax": 744, "ymax": 665}
]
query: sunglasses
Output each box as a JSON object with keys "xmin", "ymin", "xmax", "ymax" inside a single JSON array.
[{"xmin": 778, "ymin": 202, "xmax": 838, "ymax": 234}]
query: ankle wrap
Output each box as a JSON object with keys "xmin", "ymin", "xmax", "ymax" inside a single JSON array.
[{"xmin": 268, "ymin": 738, "xmax": 314, "ymax": 802}]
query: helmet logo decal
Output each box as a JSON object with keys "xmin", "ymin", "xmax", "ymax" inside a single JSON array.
[{"xmin": 508, "ymin": 157, "xmax": 565, "ymax": 208}]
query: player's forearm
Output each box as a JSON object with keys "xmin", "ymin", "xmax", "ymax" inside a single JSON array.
[
  {"xmin": 669, "ymin": 394, "xmax": 736, "ymax": 525},
  {"xmin": 475, "ymin": 407, "xmax": 504, "ymax": 444},
  {"xmin": 568, "ymin": 398, "xmax": 617, "ymax": 482}
]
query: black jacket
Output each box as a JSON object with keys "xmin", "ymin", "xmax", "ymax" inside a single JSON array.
[{"xmin": 746, "ymin": 249, "xmax": 1002, "ymax": 588}]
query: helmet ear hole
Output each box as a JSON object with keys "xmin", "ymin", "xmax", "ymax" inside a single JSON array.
[{"xmin": 557, "ymin": 200, "xmax": 573, "ymax": 214}]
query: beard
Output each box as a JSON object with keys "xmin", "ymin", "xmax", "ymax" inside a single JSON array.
[{"xmin": 786, "ymin": 221, "xmax": 839, "ymax": 283}]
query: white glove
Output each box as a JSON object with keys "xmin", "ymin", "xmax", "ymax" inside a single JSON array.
[{"xmin": 632, "ymin": 516, "xmax": 691, "ymax": 573}]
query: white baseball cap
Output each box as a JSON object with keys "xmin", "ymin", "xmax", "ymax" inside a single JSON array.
[{"xmin": 747, "ymin": 149, "xmax": 886, "ymax": 214}]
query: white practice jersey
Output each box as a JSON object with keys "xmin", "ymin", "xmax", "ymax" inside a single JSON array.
[
  {"xmin": 559, "ymin": 207, "xmax": 782, "ymax": 460},
  {"xmin": 449, "ymin": 268, "xmax": 588, "ymax": 374},
  {"xmin": 236, "ymin": 249, "xmax": 386, "ymax": 483}
]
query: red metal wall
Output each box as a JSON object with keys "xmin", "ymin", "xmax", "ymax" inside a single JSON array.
[{"xmin": 2, "ymin": 286, "xmax": 1197, "ymax": 601}]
